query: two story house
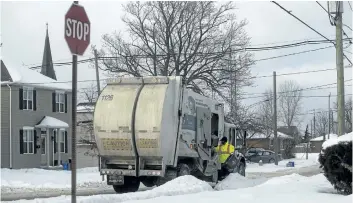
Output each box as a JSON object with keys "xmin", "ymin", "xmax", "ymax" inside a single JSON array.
[{"xmin": 1, "ymin": 60, "xmax": 72, "ymax": 169}]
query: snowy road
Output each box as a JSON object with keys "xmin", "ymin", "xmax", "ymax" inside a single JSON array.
[{"xmin": 1, "ymin": 164, "xmax": 322, "ymax": 201}]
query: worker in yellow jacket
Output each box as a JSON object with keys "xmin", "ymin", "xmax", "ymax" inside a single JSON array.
[{"xmin": 214, "ymin": 136, "xmax": 235, "ymax": 179}]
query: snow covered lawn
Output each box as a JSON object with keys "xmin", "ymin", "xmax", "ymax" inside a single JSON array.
[
  {"xmin": 246, "ymin": 153, "xmax": 320, "ymax": 173},
  {"xmin": 9, "ymin": 173, "xmax": 351, "ymax": 203},
  {"xmin": 1, "ymin": 167, "xmax": 104, "ymax": 189}
]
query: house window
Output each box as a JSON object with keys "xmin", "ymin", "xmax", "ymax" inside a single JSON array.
[
  {"xmin": 56, "ymin": 93, "xmax": 65, "ymax": 113},
  {"xmin": 23, "ymin": 88, "xmax": 33, "ymax": 110},
  {"xmin": 59, "ymin": 130, "xmax": 65, "ymax": 153},
  {"xmin": 23, "ymin": 129, "xmax": 34, "ymax": 154}
]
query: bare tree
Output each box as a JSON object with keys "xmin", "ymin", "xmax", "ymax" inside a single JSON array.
[
  {"xmin": 99, "ymin": 1, "xmax": 253, "ymax": 97},
  {"xmin": 256, "ymin": 89, "xmax": 273, "ymax": 137},
  {"xmin": 278, "ymin": 80, "xmax": 303, "ymax": 127},
  {"xmin": 315, "ymin": 111, "xmax": 329, "ymax": 139},
  {"xmin": 78, "ymin": 83, "xmax": 98, "ymax": 151}
]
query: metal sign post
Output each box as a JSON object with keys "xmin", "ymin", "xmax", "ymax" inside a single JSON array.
[{"xmin": 64, "ymin": 1, "xmax": 90, "ymax": 202}]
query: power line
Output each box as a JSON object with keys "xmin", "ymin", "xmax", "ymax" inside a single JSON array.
[
  {"xmin": 348, "ymin": 1, "xmax": 353, "ymax": 11},
  {"xmin": 316, "ymin": 1, "xmax": 352, "ymax": 42},
  {"xmin": 272, "ymin": 1, "xmax": 352, "ymax": 65},
  {"xmin": 254, "ymin": 45, "xmax": 334, "ymax": 62},
  {"xmin": 249, "ymin": 65, "xmax": 352, "ymax": 79}
]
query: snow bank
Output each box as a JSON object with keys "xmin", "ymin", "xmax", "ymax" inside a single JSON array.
[
  {"xmin": 11, "ymin": 175, "xmax": 212, "ymax": 203},
  {"xmin": 214, "ymin": 173, "xmax": 268, "ymax": 190},
  {"xmin": 1, "ymin": 167, "xmax": 103, "ymax": 189},
  {"xmin": 246, "ymin": 153, "xmax": 319, "ymax": 173},
  {"xmin": 322, "ymin": 132, "xmax": 353, "ymax": 150},
  {"xmin": 12, "ymin": 173, "xmax": 352, "ymax": 203}
]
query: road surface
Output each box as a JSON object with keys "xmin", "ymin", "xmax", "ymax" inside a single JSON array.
[{"xmin": 1, "ymin": 164, "xmax": 322, "ymax": 201}]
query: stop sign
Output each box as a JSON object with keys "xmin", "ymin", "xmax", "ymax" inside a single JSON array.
[{"xmin": 65, "ymin": 2, "xmax": 90, "ymax": 56}]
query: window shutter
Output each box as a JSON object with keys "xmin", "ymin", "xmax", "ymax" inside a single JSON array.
[
  {"xmin": 20, "ymin": 130, "xmax": 24, "ymax": 154},
  {"xmin": 65, "ymin": 94, "xmax": 68, "ymax": 113},
  {"xmin": 52, "ymin": 92, "xmax": 56, "ymax": 112},
  {"xmin": 19, "ymin": 88, "xmax": 23, "ymax": 110},
  {"xmin": 65, "ymin": 131, "xmax": 68, "ymax": 153},
  {"xmin": 33, "ymin": 90, "xmax": 37, "ymax": 111},
  {"xmin": 54, "ymin": 131, "xmax": 57, "ymax": 153},
  {"xmin": 34, "ymin": 130, "xmax": 37, "ymax": 154}
]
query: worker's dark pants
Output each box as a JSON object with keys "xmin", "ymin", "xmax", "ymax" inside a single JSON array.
[{"xmin": 218, "ymin": 163, "xmax": 230, "ymax": 179}]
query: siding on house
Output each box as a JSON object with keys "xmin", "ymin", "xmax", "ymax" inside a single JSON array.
[
  {"xmin": 1, "ymin": 85, "xmax": 72, "ymax": 169},
  {"xmin": 1, "ymin": 86, "xmax": 11, "ymax": 168}
]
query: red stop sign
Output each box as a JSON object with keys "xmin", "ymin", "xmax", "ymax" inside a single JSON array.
[{"xmin": 65, "ymin": 3, "xmax": 90, "ymax": 56}]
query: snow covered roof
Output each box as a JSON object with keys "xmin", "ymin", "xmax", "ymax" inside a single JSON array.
[
  {"xmin": 77, "ymin": 102, "xmax": 95, "ymax": 113},
  {"xmin": 322, "ymin": 132, "xmax": 352, "ymax": 150},
  {"xmin": 1, "ymin": 60, "xmax": 71, "ymax": 91},
  {"xmin": 249, "ymin": 131, "xmax": 293, "ymax": 139},
  {"xmin": 310, "ymin": 134, "xmax": 338, "ymax": 141},
  {"xmin": 35, "ymin": 116, "xmax": 69, "ymax": 128}
]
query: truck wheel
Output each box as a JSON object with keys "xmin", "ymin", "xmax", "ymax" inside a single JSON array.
[
  {"xmin": 141, "ymin": 177, "xmax": 156, "ymax": 187},
  {"xmin": 113, "ymin": 176, "xmax": 140, "ymax": 193},
  {"xmin": 237, "ymin": 162, "xmax": 245, "ymax": 177},
  {"xmin": 177, "ymin": 163, "xmax": 191, "ymax": 177}
]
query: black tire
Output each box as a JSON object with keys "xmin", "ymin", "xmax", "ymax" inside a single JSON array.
[
  {"xmin": 269, "ymin": 159, "xmax": 275, "ymax": 164},
  {"xmin": 113, "ymin": 176, "xmax": 140, "ymax": 194},
  {"xmin": 237, "ymin": 162, "xmax": 246, "ymax": 177},
  {"xmin": 177, "ymin": 163, "xmax": 191, "ymax": 177},
  {"xmin": 140, "ymin": 177, "xmax": 156, "ymax": 187}
]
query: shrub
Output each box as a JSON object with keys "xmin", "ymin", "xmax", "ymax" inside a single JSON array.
[{"xmin": 318, "ymin": 141, "xmax": 352, "ymax": 195}]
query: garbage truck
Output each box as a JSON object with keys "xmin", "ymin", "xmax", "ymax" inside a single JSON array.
[{"xmin": 93, "ymin": 76, "xmax": 246, "ymax": 193}]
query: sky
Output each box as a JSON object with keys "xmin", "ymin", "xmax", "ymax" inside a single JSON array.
[{"xmin": 1, "ymin": 0, "xmax": 352, "ymax": 131}]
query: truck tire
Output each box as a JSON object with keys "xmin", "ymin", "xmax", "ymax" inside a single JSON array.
[
  {"xmin": 177, "ymin": 163, "xmax": 191, "ymax": 177},
  {"xmin": 140, "ymin": 177, "xmax": 157, "ymax": 187},
  {"xmin": 237, "ymin": 162, "xmax": 245, "ymax": 177},
  {"xmin": 113, "ymin": 176, "xmax": 140, "ymax": 193}
]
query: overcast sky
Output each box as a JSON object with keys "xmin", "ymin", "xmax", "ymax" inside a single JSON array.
[{"xmin": 1, "ymin": 1, "xmax": 352, "ymax": 130}]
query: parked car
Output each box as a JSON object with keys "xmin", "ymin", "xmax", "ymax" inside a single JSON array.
[
  {"xmin": 246, "ymin": 150, "xmax": 282, "ymax": 163},
  {"xmin": 245, "ymin": 148, "xmax": 265, "ymax": 157}
]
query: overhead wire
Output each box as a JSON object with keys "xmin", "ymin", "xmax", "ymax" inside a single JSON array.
[{"xmin": 271, "ymin": 1, "xmax": 352, "ymax": 65}]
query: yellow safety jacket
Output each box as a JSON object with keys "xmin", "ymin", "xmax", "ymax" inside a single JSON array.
[{"xmin": 214, "ymin": 142, "xmax": 235, "ymax": 164}]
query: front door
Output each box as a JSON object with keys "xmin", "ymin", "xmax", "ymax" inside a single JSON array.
[{"xmin": 40, "ymin": 131, "xmax": 47, "ymax": 166}]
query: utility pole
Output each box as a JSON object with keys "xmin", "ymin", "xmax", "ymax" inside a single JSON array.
[
  {"xmin": 328, "ymin": 93, "xmax": 331, "ymax": 139},
  {"xmin": 313, "ymin": 109, "xmax": 316, "ymax": 138},
  {"xmin": 94, "ymin": 49, "xmax": 101, "ymax": 94},
  {"xmin": 273, "ymin": 71, "xmax": 278, "ymax": 165},
  {"xmin": 335, "ymin": 1, "xmax": 345, "ymax": 136},
  {"xmin": 310, "ymin": 120, "xmax": 313, "ymax": 139}
]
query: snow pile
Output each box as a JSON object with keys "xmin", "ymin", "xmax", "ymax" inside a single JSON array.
[
  {"xmin": 11, "ymin": 173, "xmax": 352, "ymax": 203},
  {"xmin": 214, "ymin": 173, "xmax": 268, "ymax": 190},
  {"xmin": 322, "ymin": 132, "xmax": 353, "ymax": 150},
  {"xmin": 1, "ymin": 167, "xmax": 103, "ymax": 189},
  {"xmin": 10, "ymin": 175, "xmax": 212, "ymax": 203},
  {"xmin": 246, "ymin": 153, "xmax": 320, "ymax": 173}
]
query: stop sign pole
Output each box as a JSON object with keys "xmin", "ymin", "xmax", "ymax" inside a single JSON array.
[{"xmin": 64, "ymin": 1, "xmax": 90, "ymax": 202}]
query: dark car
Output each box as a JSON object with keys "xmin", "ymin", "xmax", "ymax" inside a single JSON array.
[{"xmin": 246, "ymin": 150, "xmax": 282, "ymax": 163}]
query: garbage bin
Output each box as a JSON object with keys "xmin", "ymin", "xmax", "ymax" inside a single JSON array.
[{"xmin": 63, "ymin": 162, "xmax": 69, "ymax": 170}]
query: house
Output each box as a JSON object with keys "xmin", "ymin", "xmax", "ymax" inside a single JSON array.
[
  {"xmin": 77, "ymin": 101, "xmax": 95, "ymax": 143},
  {"xmin": 237, "ymin": 131, "xmax": 294, "ymax": 154},
  {"xmin": 277, "ymin": 126, "xmax": 300, "ymax": 142},
  {"xmin": 0, "ymin": 26, "xmax": 72, "ymax": 169},
  {"xmin": 309, "ymin": 134, "xmax": 338, "ymax": 153}
]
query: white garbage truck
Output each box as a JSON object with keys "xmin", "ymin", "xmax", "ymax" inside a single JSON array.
[{"xmin": 93, "ymin": 76, "xmax": 246, "ymax": 193}]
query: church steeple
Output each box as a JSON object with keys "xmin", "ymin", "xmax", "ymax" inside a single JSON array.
[{"xmin": 41, "ymin": 23, "xmax": 57, "ymax": 80}]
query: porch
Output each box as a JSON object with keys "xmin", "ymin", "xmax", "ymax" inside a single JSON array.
[{"xmin": 35, "ymin": 116, "xmax": 69, "ymax": 168}]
